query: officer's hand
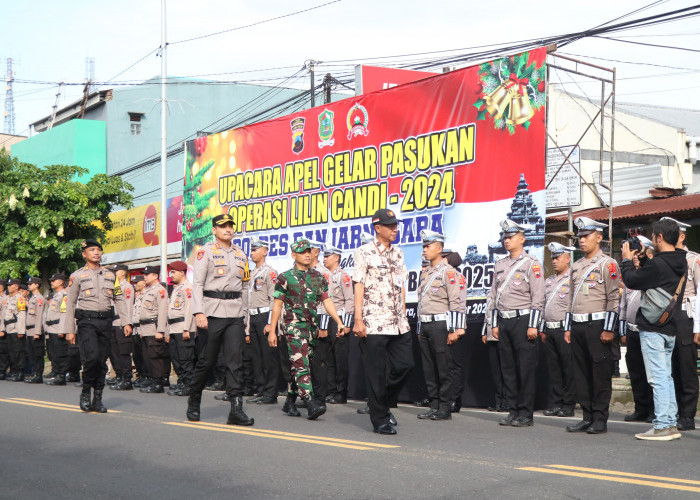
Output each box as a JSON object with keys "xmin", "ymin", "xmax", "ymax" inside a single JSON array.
[
  {"xmin": 540, "ymin": 332, "xmax": 546, "ymax": 343},
  {"xmin": 601, "ymin": 330, "xmax": 614, "ymax": 343},
  {"xmin": 527, "ymin": 327, "xmax": 537, "ymax": 340},
  {"xmin": 694, "ymin": 333, "xmax": 700, "ymax": 346},
  {"xmin": 195, "ymin": 313, "xmax": 208, "ymax": 330},
  {"xmin": 343, "ymin": 327, "xmax": 351, "ymax": 335},
  {"xmin": 318, "ymin": 329, "xmax": 328, "ymax": 338},
  {"xmin": 264, "ymin": 324, "xmax": 271, "ymax": 335},
  {"xmin": 58, "ymin": 333, "xmax": 65, "ymax": 339},
  {"xmin": 0, "ymin": 331, "xmax": 4, "ymax": 337},
  {"xmin": 34, "ymin": 334, "xmax": 40, "ymax": 340},
  {"xmin": 354, "ymin": 319, "xmax": 367, "ymax": 338},
  {"xmin": 183, "ymin": 330, "xmax": 190, "ymax": 340},
  {"xmin": 245, "ymin": 335, "xmax": 251, "ymax": 344},
  {"xmin": 156, "ymin": 332, "xmax": 164, "ymax": 340},
  {"xmin": 66, "ymin": 333, "xmax": 76, "ymax": 345},
  {"xmin": 267, "ymin": 331, "xmax": 277, "ymax": 348},
  {"xmin": 123, "ymin": 325, "xmax": 133, "ymax": 336},
  {"xmin": 621, "ymin": 336, "xmax": 627, "ymax": 346},
  {"xmin": 481, "ymin": 335, "xmax": 487, "ymax": 344},
  {"xmin": 18, "ymin": 334, "xmax": 24, "ymax": 338},
  {"xmin": 165, "ymin": 334, "xmax": 170, "ymax": 343},
  {"xmin": 447, "ymin": 332, "xmax": 459, "ymax": 345},
  {"xmin": 491, "ymin": 327, "xmax": 499, "ymax": 340},
  {"xmin": 564, "ymin": 331, "xmax": 571, "ymax": 344}
]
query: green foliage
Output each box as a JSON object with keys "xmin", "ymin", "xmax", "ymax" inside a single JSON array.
[
  {"xmin": 0, "ymin": 151, "xmax": 133, "ymax": 280},
  {"xmin": 182, "ymin": 143, "xmax": 216, "ymax": 257}
]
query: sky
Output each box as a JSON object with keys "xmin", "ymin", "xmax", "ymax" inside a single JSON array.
[{"xmin": 2, "ymin": 0, "xmax": 699, "ymax": 137}]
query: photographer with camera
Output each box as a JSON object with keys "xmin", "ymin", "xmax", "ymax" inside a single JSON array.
[{"xmin": 621, "ymin": 218, "xmax": 687, "ymax": 441}]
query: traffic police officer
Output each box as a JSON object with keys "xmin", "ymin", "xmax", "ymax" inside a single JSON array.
[
  {"xmin": 25, "ymin": 277, "xmax": 46, "ymax": 383},
  {"xmin": 540, "ymin": 242, "xmax": 576, "ymax": 417},
  {"xmin": 187, "ymin": 213, "xmax": 254, "ymax": 427},
  {"xmin": 64, "ymin": 239, "xmax": 131, "ymax": 413},
  {"xmin": 166, "ymin": 260, "xmax": 196, "ymax": 396},
  {"xmin": 245, "ymin": 237, "xmax": 280, "ymax": 405},
  {"xmin": 487, "ymin": 219, "xmax": 545, "ymax": 427},
  {"xmin": 566, "ymin": 217, "xmax": 620, "ymax": 434},
  {"xmin": 138, "ymin": 266, "xmax": 169, "ymax": 393},
  {"xmin": 1, "ymin": 279, "xmax": 26, "ymax": 381},
  {"xmin": 44, "ymin": 273, "xmax": 69, "ymax": 386},
  {"xmin": 417, "ymin": 230, "xmax": 466, "ymax": 421}
]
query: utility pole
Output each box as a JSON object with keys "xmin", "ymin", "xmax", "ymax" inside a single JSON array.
[
  {"xmin": 308, "ymin": 59, "xmax": 317, "ymax": 108},
  {"xmin": 323, "ymin": 73, "xmax": 332, "ymax": 104},
  {"xmin": 159, "ymin": 0, "xmax": 168, "ymax": 282}
]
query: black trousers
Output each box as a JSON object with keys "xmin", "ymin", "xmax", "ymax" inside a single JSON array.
[
  {"xmin": 544, "ymin": 327, "xmax": 576, "ymax": 411},
  {"xmin": 76, "ymin": 317, "xmax": 112, "ymax": 390},
  {"xmin": 50, "ymin": 334, "xmax": 70, "ymax": 376},
  {"xmin": 571, "ymin": 319, "xmax": 615, "ymax": 424},
  {"xmin": 0, "ymin": 334, "xmax": 8, "ymax": 374},
  {"xmin": 449, "ymin": 334, "xmax": 465, "ymax": 404},
  {"xmin": 419, "ymin": 321, "xmax": 454, "ymax": 412},
  {"xmin": 310, "ymin": 333, "xmax": 330, "ymax": 402},
  {"xmin": 109, "ymin": 326, "xmax": 133, "ymax": 377},
  {"xmin": 487, "ymin": 341, "xmax": 507, "ymax": 407},
  {"xmin": 248, "ymin": 312, "xmax": 280, "ymax": 398},
  {"xmin": 169, "ymin": 332, "xmax": 196, "ymax": 383},
  {"xmin": 132, "ymin": 334, "xmax": 147, "ymax": 378},
  {"xmin": 26, "ymin": 334, "xmax": 45, "ymax": 376},
  {"xmin": 142, "ymin": 336, "xmax": 169, "ymax": 379},
  {"xmin": 359, "ymin": 332, "xmax": 415, "ymax": 428},
  {"xmin": 190, "ymin": 317, "xmax": 245, "ymax": 397},
  {"xmin": 498, "ymin": 315, "xmax": 537, "ymax": 419},
  {"xmin": 67, "ymin": 344, "xmax": 81, "ymax": 377},
  {"xmin": 625, "ymin": 330, "xmax": 654, "ymax": 416},
  {"xmin": 8, "ymin": 333, "xmax": 26, "ymax": 374},
  {"xmin": 324, "ymin": 318, "xmax": 350, "ymax": 399},
  {"xmin": 278, "ymin": 333, "xmax": 292, "ymax": 393},
  {"xmin": 46, "ymin": 334, "xmax": 54, "ymax": 365},
  {"xmin": 242, "ymin": 336, "xmax": 255, "ymax": 390},
  {"xmin": 672, "ymin": 317, "xmax": 699, "ymax": 419}
]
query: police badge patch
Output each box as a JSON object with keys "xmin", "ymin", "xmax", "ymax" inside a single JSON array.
[
  {"xmin": 291, "ymin": 117, "xmax": 305, "ymax": 154},
  {"xmin": 318, "ymin": 109, "xmax": 335, "ymax": 148}
]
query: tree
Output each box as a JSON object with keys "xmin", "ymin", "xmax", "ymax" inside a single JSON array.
[{"xmin": 0, "ymin": 151, "xmax": 133, "ymax": 283}]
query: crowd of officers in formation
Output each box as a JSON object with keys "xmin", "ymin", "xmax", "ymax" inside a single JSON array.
[{"xmin": 0, "ymin": 209, "xmax": 697, "ymax": 437}]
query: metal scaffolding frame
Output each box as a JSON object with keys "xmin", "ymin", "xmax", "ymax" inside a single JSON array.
[{"xmin": 545, "ymin": 52, "xmax": 616, "ymax": 255}]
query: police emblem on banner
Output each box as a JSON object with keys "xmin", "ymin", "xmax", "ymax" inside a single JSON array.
[
  {"xmin": 318, "ymin": 109, "xmax": 335, "ymax": 148},
  {"xmin": 347, "ymin": 103, "xmax": 369, "ymax": 139},
  {"xmin": 291, "ymin": 117, "xmax": 305, "ymax": 154}
]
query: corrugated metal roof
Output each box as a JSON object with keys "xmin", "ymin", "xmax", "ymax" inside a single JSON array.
[
  {"xmin": 614, "ymin": 102, "xmax": 700, "ymax": 137},
  {"xmin": 591, "ymin": 163, "xmax": 663, "ymax": 206},
  {"xmin": 547, "ymin": 193, "xmax": 700, "ymax": 222}
]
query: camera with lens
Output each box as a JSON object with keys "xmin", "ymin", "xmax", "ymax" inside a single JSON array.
[{"xmin": 621, "ymin": 226, "xmax": 645, "ymax": 252}]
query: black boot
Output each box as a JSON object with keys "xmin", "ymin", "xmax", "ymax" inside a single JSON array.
[
  {"xmin": 227, "ymin": 396, "xmax": 254, "ymax": 426},
  {"xmin": 116, "ymin": 376, "xmax": 133, "ymax": 391},
  {"xmin": 45, "ymin": 374, "xmax": 66, "ymax": 386},
  {"xmin": 304, "ymin": 395, "xmax": 326, "ymax": 420},
  {"xmin": 282, "ymin": 394, "xmax": 301, "ymax": 417},
  {"xmin": 80, "ymin": 386, "xmax": 92, "ymax": 412},
  {"xmin": 92, "ymin": 389, "xmax": 108, "ymax": 413},
  {"xmin": 205, "ymin": 377, "xmax": 225, "ymax": 391},
  {"xmin": 187, "ymin": 393, "xmax": 201, "ymax": 421},
  {"xmin": 140, "ymin": 380, "xmax": 164, "ymax": 393}
]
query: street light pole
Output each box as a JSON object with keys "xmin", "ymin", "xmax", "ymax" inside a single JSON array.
[{"xmin": 160, "ymin": 0, "xmax": 168, "ymax": 282}]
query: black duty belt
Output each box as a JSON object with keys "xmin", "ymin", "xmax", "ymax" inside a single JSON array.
[
  {"xmin": 140, "ymin": 318, "xmax": 156, "ymax": 325},
  {"xmin": 26, "ymin": 324, "xmax": 35, "ymax": 329},
  {"xmin": 113, "ymin": 314, "xmax": 120, "ymax": 320},
  {"xmin": 204, "ymin": 290, "xmax": 241, "ymax": 300},
  {"xmin": 46, "ymin": 319, "xmax": 60, "ymax": 326},
  {"xmin": 76, "ymin": 309, "xmax": 113, "ymax": 320},
  {"xmin": 168, "ymin": 317, "xmax": 185, "ymax": 324},
  {"xmin": 4, "ymin": 317, "xmax": 17, "ymax": 325},
  {"xmin": 133, "ymin": 322, "xmax": 140, "ymax": 327}
]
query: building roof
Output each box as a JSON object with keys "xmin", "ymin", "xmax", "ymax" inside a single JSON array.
[
  {"xmin": 29, "ymin": 89, "xmax": 113, "ymax": 133},
  {"xmin": 614, "ymin": 102, "xmax": 700, "ymax": 137}
]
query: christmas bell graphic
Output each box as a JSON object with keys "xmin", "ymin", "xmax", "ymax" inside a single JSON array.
[{"xmin": 484, "ymin": 74, "xmax": 535, "ymax": 126}]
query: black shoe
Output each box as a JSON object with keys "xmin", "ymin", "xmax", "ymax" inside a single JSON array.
[
  {"xmin": 177, "ymin": 385, "xmax": 191, "ymax": 397},
  {"xmin": 430, "ymin": 410, "xmax": 452, "ymax": 421},
  {"xmin": 66, "ymin": 373, "xmax": 80, "ymax": 383},
  {"xmin": 586, "ymin": 422, "xmax": 607, "ymax": 434},
  {"xmin": 25, "ymin": 373, "xmax": 42, "ymax": 384},
  {"xmin": 624, "ymin": 411, "xmax": 648, "ymax": 422},
  {"xmin": 646, "ymin": 414, "xmax": 654, "ymax": 423},
  {"xmin": 677, "ymin": 417, "xmax": 696, "ymax": 431},
  {"xmin": 45, "ymin": 370, "xmax": 56, "ymax": 379},
  {"xmin": 556, "ymin": 408, "xmax": 574, "ymax": 417},
  {"xmin": 373, "ymin": 423, "xmax": 397, "ymax": 435},
  {"xmin": 214, "ymin": 393, "xmax": 231, "ymax": 402},
  {"xmin": 187, "ymin": 393, "xmax": 202, "ymax": 421},
  {"xmin": 79, "ymin": 388, "xmax": 92, "ymax": 412},
  {"xmin": 10, "ymin": 372, "xmax": 24, "ymax": 382},
  {"xmin": 246, "ymin": 394, "xmax": 264, "ymax": 403},
  {"xmin": 282, "ymin": 394, "xmax": 301, "ymax": 417},
  {"xmin": 204, "ymin": 378, "xmax": 225, "ymax": 391},
  {"xmin": 356, "ymin": 405, "xmax": 370, "ymax": 415},
  {"xmin": 413, "ymin": 398, "xmax": 431, "ymax": 407},
  {"xmin": 418, "ymin": 408, "xmax": 438, "ymax": 420},
  {"xmin": 106, "ymin": 376, "xmax": 118, "ymax": 386},
  {"xmin": 388, "ymin": 411, "xmax": 398, "ymax": 426},
  {"xmin": 257, "ymin": 396, "xmax": 278, "ymax": 405},
  {"xmin": 111, "ymin": 377, "xmax": 134, "ymax": 391},
  {"xmin": 497, "ymin": 405, "xmax": 510, "ymax": 413},
  {"xmin": 450, "ymin": 401, "xmax": 461, "ymax": 413},
  {"xmin": 304, "ymin": 395, "xmax": 326, "ymax": 420},
  {"xmin": 162, "ymin": 378, "xmax": 170, "ymax": 388},
  {"xmin": 133, "ymin": 377, "xmax": 148, "ymax": 388},
  {"xmin": 543, "ymin": 407, "xmax": 561, "ymax": 416},
  {"xmin": 91, "ymin": 389, "xmax": 108, "ymax": 413},
  {"xmin": 243, "ymin": 387, "xmax": 256, "ymax": 397},
  {"xmin": 140, "ymin": 383, "xmax": 164, "ymax": 394},
  {"xmin": 499, "ymin": 414, "xmax": 516, "ymax": 426},
  {"xmin": 487, "ymin": 405, "xmax": 498, "ymax": 411},
  {"xmin": 227, "ymin": 396, "xmax": 255, "ymax": 426},
  {"xmin": 44, "ymin": 374, "xmax": 66, "ymax": 386},
  {"xmin": 0, "ymin": 373, "xmax": 6, "ymax": 380},
  {"xmin": 296, "ymin": 398, "xmax": 308, "ymax": 409},
  {"xmin": 566, "ymin": 420, "xmax": 592, "ymax": 432},
  {"xmin": 511, "ymin": 417, "xmax": 533, "ymax": 427},
  {"xmin": 327, "ymin": 395, "xmax": 347, "ymax": 404}
]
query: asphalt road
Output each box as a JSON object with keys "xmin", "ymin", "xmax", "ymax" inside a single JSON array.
[{"xmin": 1, "ymin": 381, "xmax": 698, "ymax": 499}]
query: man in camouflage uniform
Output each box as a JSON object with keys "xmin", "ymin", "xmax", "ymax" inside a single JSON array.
[
  {"xmin": 0, "ymin": 279, "xmax": 8, "ymax": 379},
  {"xmin": 138, "ymin": 266, "xmax": 169, "ymax": 394},
  {"xmin": 44, "ymin": 273, "xmax": 70, "ymax": 386},
  {"xmin": 166, "ymin": 260, "xmax": 196, "ymax": 396},
  {"xmin": 25, "ymin": 277, "xmax": 46, "ymax": 383},
  {"xmin": 267, "ymin": 238, "xmax": 345, "ymax": 420},
  {"xmin": 1, "ymin": 279, "xmax": 26, "ymax": 381}
]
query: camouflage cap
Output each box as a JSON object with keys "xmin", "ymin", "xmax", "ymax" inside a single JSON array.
[{"xmin": 291, "ymin": 238, "xmax": 311, "ymax": 253}]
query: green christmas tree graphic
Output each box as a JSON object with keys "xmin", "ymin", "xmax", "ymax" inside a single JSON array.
[{"xmin": 183, "ymin": 137, "xmax": 216, "ymax": 258}]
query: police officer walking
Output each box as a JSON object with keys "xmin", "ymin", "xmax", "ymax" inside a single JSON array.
[
  {"xmin": 44, "ymin": 273, "xmax": 69, "ymax": 386},
  {"xmin": 166, "ymin": 260, "xmax": 196, "ymax": 396},
  {"xmin": 540, "ymin": 242, "xmax": 576, "ymax": 417},
  {"xmin": 487, "ymin": 220, "xmax": 545, "ymax": 427},
  {"xmin": 566, "ymin": 217, "xmax": 620, "ymax": 434},
  {"xmin": 64, "ymin": 239, "xmax": 131, "ymax": 413},
  {"xmin": 186, "ymin": 213, "xmax": 254, "ymax": 427},
  {"xmin": 417, "ymin": 230, "xmax": 466, "ymax": 421},
  {"xmin": 1, "ymin": 279, "xmax": 27, "ymax": 381},
  {"xmin": 138, "ymin": 266, "xmax": 169, "ymax": 394},
  {"xmin": 25, "ymin": 277, "xmax": 46, "ymax": 383}
]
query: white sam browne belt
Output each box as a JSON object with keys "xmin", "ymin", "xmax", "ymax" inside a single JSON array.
[{"xmin": 572, "ymin": 312, "xmax": 606, "ymax": 322}]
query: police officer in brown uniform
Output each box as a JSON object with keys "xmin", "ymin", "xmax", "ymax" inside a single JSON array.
[
  {"xmin": 417, "ymin": 230, "xmax": 466, "ymax": 421},
  {"xmin": 320, "ymin": 244, "xmax": 354, "ymax": 404},
  {"xmin": 24, "ymin": 277, "xmax": 46, "ymax": 383},
  {"xmin": 487, "ymin": 219, "xmax": 545, "ymax": 427},
  {"xmin": 245, "ymin": 237, "xmax": 280, "ymax": 405},
  {"xmin": 0, "ymin": 279, "xmax": 8, "ymax": 379},
  {"xmin": 1, "ymin": 279, "xmax": 27, "ymax": 381},
  {"xmin": 136, "ymin": 266, "xmax": 169, "ymax": 393},
  {"xmin": 64, "ymin": 239, "xmax": 131, "ymax": 413},
  {"xmin": 130, "ymin": 275, "xmax": 147, "ymax": 385},
  {"xmin": 187, "ymin": 213, "xmax": 254, "ymax": 427},
  {"xmin": 540, "ymin": 242, "xmax": 576, "ymax": 417},
  {"xmin": 44, "ymin": 273, "xmax": 69, "ymax": 386},
  {"xmin": 166, "ymin": 260, "xmax": 196, "ymax": 396},
  {"xmin": 107, "ymin": 264, "xmax": 135, "ymax": 390},
  {"xmin": 566, "ymin": 217, "xmax": 620, "ymax": 434}
]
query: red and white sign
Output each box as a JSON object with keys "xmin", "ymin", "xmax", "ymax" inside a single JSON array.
[{"xmin": 355, "ymin": 65, "xmax": 438, "ymax": 95}]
